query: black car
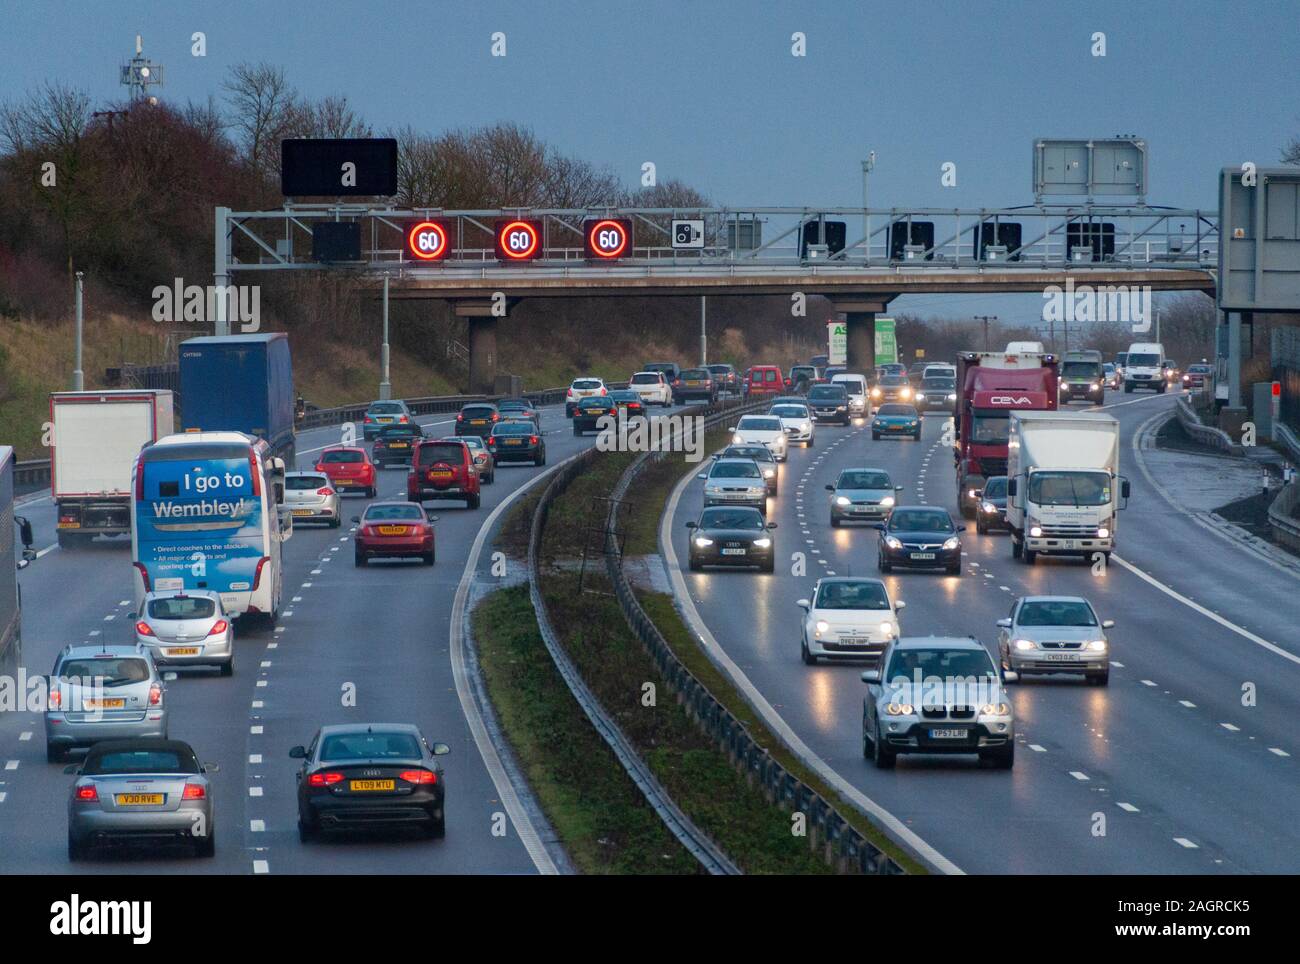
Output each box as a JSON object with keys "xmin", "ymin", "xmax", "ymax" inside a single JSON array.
[
  {"xmin": 875, "ymin": 505, "xmax": 964, "ymax": 575},
  {"xmin": 706, "ymin": 363, "xmax": 739, "ymax": 394},
  {"xmin": 363, "ymin": 400, "xmax": 413, "ymax": 440},
  {"xmin": 496, "ymin": 398, "xmax": 540, "ymax": 427},
  {"xmin": 455, "ymin": 403, "xmax": 499, "ymax": 437},
  {"xmin": 719, "ymin": 444, "xmax": 778, "ymax": 494},
  {"xmin": 686, "ymin": 506, "xmax": 777, "ymax": 572},
  {"xmin": 372, "ymin": 423, "xmax": 425, "ymax": 467},
  {"xmin": 975, "ymin": 476, "xmax": 1009, "ymax": 534},
  {"xmin": 608, "ymin": 388, "xmax": 647, "ymax": 419},
  {"xmin": 489, "ymin": 420, "xmax": 546, "ymax": 465},
  {"xmin": 677, "ymin": 368, "xmax": 718, "ymax": 403},
  {"xmin": 807, "ymin": 384, "xmax": 851, "ymax": 424},
  {"xmin": 292, "ymin": 724, "xmax": 450, "ymax": 840},
  {"xmin": 914, "ymin": 376, "xmax": 957, "ymax": 413},
  {"xmin": 573, "ymin": 394, "xmax": 618, "ymax": 436}
]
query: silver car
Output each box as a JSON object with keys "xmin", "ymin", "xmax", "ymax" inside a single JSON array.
[
  {"xmin": 46, "ymin": 644, "xmax": 168, "ymax": 763},
  {"xmin": 699, "ymin": 457, "xmax": 767, "ymax": 512},
  {"xmin": 135, "ymin": 590, "xmax": 234, "ymax": 676},
  {"xmin": 996, "ymin": 595, "xmax": 1113, "ymax": 685},
  {"xmin": 284, "ymin": 471, "xmax": 341, "ymax": 527},
  {"xmin": 66, "ymin": 738, "xmax": 216, "ymax": 859},
  {"xmin": 861, "ymin": 636, "xmax": 1015, "ymax": 769},
  {"xmin": 454, "ymin": 435, "xmax": 496, "ymax": 484},
  {"xmin": 827, "ymin": 467, "xmax": 902, "ymax": 526}
]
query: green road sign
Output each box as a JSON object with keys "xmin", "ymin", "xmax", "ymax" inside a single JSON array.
[{"xmin": 874, "ymin": 317, "xmax": 897, "ymax": 366}]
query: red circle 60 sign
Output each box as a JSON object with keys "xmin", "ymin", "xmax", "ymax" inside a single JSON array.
[
  {"xmin": 495, "ymin": 219, "xmax": 542, "ymax": 261},
  {"xmin": 584, "ymin": 218, "xmax": 631, "ymax": 259},
  {"xmin": 406, "ymin": 220, "xmax": 451, "ymax": 261}
]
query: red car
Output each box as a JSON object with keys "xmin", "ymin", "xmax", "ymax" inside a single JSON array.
[
  {"xmin": 315, "ymin": 447, "xmax": 377, "ymax": 498},
  {"xmin": 353, "ymin": 502, "xmax": 435, "ymax": 566},
  {"xmin": 407, "ymin": 439, "xmax": 481, "ymax": 509}
]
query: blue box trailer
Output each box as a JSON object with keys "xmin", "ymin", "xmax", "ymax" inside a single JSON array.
[{"xmin": 179, "ymin": 334, "xmax": 296, "ymax": 463}]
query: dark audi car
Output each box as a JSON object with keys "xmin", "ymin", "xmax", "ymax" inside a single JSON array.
[
  {"xmin": 372, "ymin": 423, "xmax": 425, "ymax": 468},
  {"xmin": 876, "ymin": 505, "xmax": 964, "ymax": 575},
  {"xmin": 489, "ymin": 420, "xmax": 546, "ymax": 465},
  {"xmin": 573, "ymin": 394, "xmax": 619, "ymax": 436},
  {"xmin": 496, "ymin": 398, "xmax": 540, "ymax": 427},
  {"xmin": 455, "ymin": 403, "xmax": 499, "ymax": 438},
  {"xmin": 292, "ymin": 723, "xmax": 450, "ymax": 840},
  {"xmin": 976, "ymin": 476, "xmax": 1009, "ymax": 534},
  {"xmin": 686, "ymin": 506, "xmax": 777, "ymax": 572}
]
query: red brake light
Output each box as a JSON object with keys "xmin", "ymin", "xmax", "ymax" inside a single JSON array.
[
  {"xmin": 252, "ymin": 556, "xmax": 270, "ymax": 591},
  {"xmin": 182, "ymin": 783, "xmax": 206, "ymax": 800},
  {"xmin": 530, "ymin": 435, "xmax": 539, "ymax": 444},
  {"xmin": 317, "ymin": 487, "xmax": 334, "ymax": 496},
  {"xmin": 399, "ymin": 415, "xmax": 408, "ymax": 422},
  {"xmin": 600, "ymin": 387, "xmax": 607, "ymax": 395},
  {"xmin": 135, "ymin": 621, "xmax": 154, "ymax": 637},
  {"xmin": 76, "ymin": 784, "xmax": 98, "ymax": 801},
  {"xmin": 364, "ymin": 415, "xmax": 374, "ymax": 422},
  {"xmin": 491, "ymin": 413, "xmax": 500, "ymax": 421},
  {"xmin": 207, "ymin": 619, "xmax": 229, "ymax": 637},
  {"xmin": 487, "ymin": 437, "xmax": 496, "ymax": 446},
  {"xmin": 148, "ymin": 683, "xmax": 162, "ymax": 706},
  {"xmin": 399, "ymin": 769, "xmax": 437, "ymax": 785},
  {"xmin": 308, "ymin": 771, "xmax": 344, "ymax": 787},
  {"xmin": 49, "ymin": 689, "xmax": 61, "ymax": 710},
  {"xmin": 456, "ymin": 413, "xmax": 464, "ymax": 422},
  {"xmin": 133, "ymin": 562, "xmax": 151, "ymax": 593}
]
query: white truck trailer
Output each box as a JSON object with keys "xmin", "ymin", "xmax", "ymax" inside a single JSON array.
[
  {"xmin": 50, "ymin": 390, "xmax": 174, "ymax": 548},
  {"xmin": 1005, "ymin": 410, "xmax": 1129, "ymax": 565}
]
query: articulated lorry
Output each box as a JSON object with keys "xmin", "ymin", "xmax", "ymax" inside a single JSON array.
[
  {"xmin": 2, "ymin": 446, "xmax": 37, "ymax": 671},
  {"xmin": 1005, "ymin": 411, "xmax": 1129, "ymax": 564},
  {"xmin": 50, "ymin": 390, "xmax": 175, "ymax": 547},
  {"xmin": 179, "ymin": 334, "xmax": 296, "ymax": 464},
  {"xmin": 953, "ymin": 350, "xmax": 1060, "ymax": 516}
]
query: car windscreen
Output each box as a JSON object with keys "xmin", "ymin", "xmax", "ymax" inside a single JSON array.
[
  {"xmin": 458, "ymin": 436, "xmax": 484, "ymax": 450},
  {"xmin": 417, "ymin": 443, "xmax": 465, "ymax": 465},
  {"xmin": 368, "ymin": 403, "xmax": 404, "ymax": 414},
  {"xmin": 1062, "ymin": 362, "xmax": 1101, "ymax": 377},
  {"xmin": 1017, "ymin": 600, "xmax": 1098, "ymax": 627},
  {"xmin": 982, "ymin": 477, "xmax": 1008, "ymax": 499},
  {"xmin": 921, "ymin": 378, "xmax": 954, "ymax": 391},
  {"xmin": 724, "ymin": 446, "xmax": 772, "ymax": 462},
  {"xmin": 363, "ymin": 504, "xmax": 425, "ymax": 522},
  {"xmin": 970, "ymin": 414, "xmax": 1009, "ymax": 444},
  {"xmin": 707, "ymin": 366, "xmax": 731, "ymax": 374},
  {"xmin": 889, "ymin": 510, "xmax": 953, "ymax": 533},
  {"xmin": 808, "ymin": 386, "xmax": 847, "ymax": 400},
  {"xmin": 83, "ymin": 748, "xmax": 200, "ymax": 775},
  {"xmin": 631, "ymin": 373, "xmax": 661, "ymax": 384},
  {"xmin": 493, "ymin": 422, "xmax": 534, "ymax": 435},
  {"xmin": 738, "ymin": 417, "xmax": 781, "ymax": 431},
  {"xmin": 1026, "ymin": 471, "xmax": 1111, "ymax": 507},
  {"xmin": 699, "ymin": 508, "xmax": 764, "ymax": 530},
  {"xmin": 320, "ymin": 731, "xmax": 423, "ymax": 761},
  {"xmin": 286, "ymin": 475, "xmax": 328, "ymax": 490},
  {"xmin": 460, "ymin": 406, "xmax": 496, "ymax": 418},
  {"xmin": 711, "ymin": 461, "xmax": 761, "ymax": 478},
  {"xmin": 887, "ymin": 648, "xmax": 996, "ymax": 681},
  {"xmin": 876, "ymin": 404, "xmax": 914, "ymax": 416},
  {"xmin": 59, "ymin": 657, "xmax": 150, "ymax": 685},
  {"xmin": 816, "ymin": 581, "xmax": 890, "ymax": 609},
  {"xmin": 321, "ymin": 450, "xmax": 363, "ymax": 463},
  {"xmin": 771, "ymin": 405, "xmax": 808, "ymax": 418},
  {"xmin": 681, "ymin": 369, "xmax": 709, "ymax": 379},
  {"xmin": 1189, "ymin": 365, "xmax": 1212, "ymax": 374},
  {"xmin": 837, "ymin": 470, "xmax": 890, "ymax": 489},
  {"xmin": 572, "ymin": 379, "xmax": 603, "ymax": 390},
  {"xmin": 834, "ymin": 378, "xmax": 866, "ymax": 391},
  {"xmin": 881, "ymin": 375, "xmax": 909, "ymax": 386},
  {"xmin": 147, "ymin": 596, "xmax": 216, "ymax": 620},
  {"xmin": 1128, "ymin": 353, "xmax": 1160, "ymax": 367}
]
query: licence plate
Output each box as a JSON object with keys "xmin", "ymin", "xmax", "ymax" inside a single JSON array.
[
  {"xmin": 910, "ymin": 552, "xmax": 936, "ymax": 560},
  {"xmin": 930, "ymin": 728, "xmax": 967, "ymax": 740},
  {"xmin": 840, "ymin": 636, "xmax": 870, "ymax": 645},
  {"xmin": 378, "ymin": 417, "xmax": 393, "ymax": 422},
  {"xmin": 57, "ymin": 521, "xmax": 81, "ymax": 529},
  {"xmin": 721, "ymin": 548, "xmax": 747, "ymax": 556},
  {"xmin": 505, "ymin": 438, "xmax": 523, "ymax": 445},
  {"xmin": 378, "ymin": 526, "xmax": 408, "ymax": 535},
  {"xmin": 84, "ymin": 698, "xmax": 125, "ymax": 710},
  {"xmin": 116, "ymin": 793, "xmax": 164, "ymax": 806},
  {"xmin": 471, "ymin": 419, "xmax": 487, "ymax": 426},
  {"xmin": 349, "ymin": 779, "xmax": 395, "ymax": 792},
  {"xmin": 687, "ymin": 381, "xmax": 702, "ymax": 387},
  {"xmin": 389, "ymin": 442, "xmax": 408, "ymax": 448},
  {"xmin": 1042, "ymin": 653, "xmax": 1079, "ymax": 661},
  {"xmin": 1060, "ymin": 539, "xmax": 1081, "ymax": 549},
  {"xmin": 166, "ymin": 647, "xmax": 200, "ymax": 656},
  {"xmin": 430, "ymin": 470, "xmax": 452, "ymax": 479},
  {"xmin": 292, "ymin": 509, "xmax": 313, "ymax": 516}
]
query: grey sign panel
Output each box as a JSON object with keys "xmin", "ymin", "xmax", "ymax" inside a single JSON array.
[
  {"xmin": 1218, "ymin": 167, "xmax": 1300, "ymax": 311},
  {"xmin": 1033, "ymin": 138, "xmax": 1147, "ymax": 200}
]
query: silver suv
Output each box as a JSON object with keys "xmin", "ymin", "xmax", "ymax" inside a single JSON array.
[
  {"xmin": 861, "ymin": 636, "xmax": 1015, "ymax": 769},
  {"xmin": 996, "ymin": 595, "xmax": 1113, "ymax": 685},
  {"xmin": 46, "ymin": 644, "xmax": 168, "ymax": 763}
]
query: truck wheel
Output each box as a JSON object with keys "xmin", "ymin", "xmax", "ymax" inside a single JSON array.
[
  {"xmin": 1023, "ymin": 548, "xmax": 1037, "ymax": 565},
  {"xmin": 56, "ymin": 531, "xmax": 83, "ymax": 549},
  {"xmin": 1011, "ymin": 537, "xmax": 1023, "ymax": 559},
  {"xmin": 1124, "ymin": 382, "xmax": 1133, "ymax": 393}
]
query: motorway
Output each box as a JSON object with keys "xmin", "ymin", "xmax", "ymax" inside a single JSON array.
[
  {"xmin": 1, "ymin": 400, "xmax": 685, "ymax": 874},
  {"xmin": 665, "ymin": 390, "xmax": 1299, "ymax": 874}
]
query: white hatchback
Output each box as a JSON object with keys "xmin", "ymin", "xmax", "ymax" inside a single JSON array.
[
  {"xmin": 628, "ymin": 371, "xmax": 672, "ymax": 407},
  {"xmin": 797, "ymin": 577, "xmax": 903, "ymax": 664},
  {"xmin": 565, "ymin": 377, "xmax": 607, "ymax": 416},
  {"xmin": 730, "ymin": 415, "xmax": 788, "ymax": 461},
  {"xmin": 768, "ymin": 402, "xmax": 815, "ymax": 447}
]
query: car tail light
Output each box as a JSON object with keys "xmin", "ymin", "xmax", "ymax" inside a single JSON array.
[
  {"xmin": 399, "ymin": 415, "xmax": 408, "ymax": 422},
  {"xmin": 487, "ymin": 437, "xmax": 496, "ymax": 446},
  {"xmin": 182, "ymin": 783, "xmax": 206, "ymax": 800},
  {"xmin": 456, "ymin": 413, "xmax": 464, "ymax": 422},
  {"xmin": 207, "ymin": 619, "xmax": 229, "ymax": 636},
  {"xmin": 149, "ymin": 683, "xmax": 162, "ymax": 706},
  {"xmin": 317, "ymin": 487, "xmax": 334, "ymax": 496},
  {"xmin": 249, "ymin": 450, "xmax": 261, "ymax": 497},
  {"xmin": 49, "ymin": 689, "xmax": 62, "ymax": 710},
  {"xmin": 600, "ymin": 387, "xmax": 607, "ymax": 395},
  {"xmin": 308, "ymin": 771, "xmax": 344, "ymax": 786},
  {"xmin": 399, "ymin": 769, "xmax": 438, "ymax": 785},
  {"xmin": 364, "ymin": 415, "xmax": 374, "ymax": 423},
  {"xmin": 491, "ymin": 413, "xmax": 500, "ymax": 421},
  {"xmin": 133, "ymin": 562, "xmax": 151, "ymax": 593},
  {"xmin": 314, "ymin": 463, "xmax": 325, "ymax": 472},
  {"xmin": 135, "ymin": 620, "xmax": 154, "ymax": 636},
  {"xmin": 76, "ymin": 784, "xmax": 98, "ymax": 801},
  {"xmin": 252, "ymin": 555, "xmax": 270, "ymax": 591}
]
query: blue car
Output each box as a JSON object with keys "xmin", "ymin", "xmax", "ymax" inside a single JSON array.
[{"xmin": 871, "ymin": 403, "xmax": 921, "ymax": 441}]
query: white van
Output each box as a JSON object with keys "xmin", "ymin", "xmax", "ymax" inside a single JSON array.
[
  {"xmin": 1123, "ymin": 342, "xmax": 1166, "ymax": 394},
  {"xmin": 1006, "ymin": 341, "xmax": 1046, "ymax": 355},
  {"xmin": 831, "ymin": 373, "xmax": 869, "ymax": 416}
]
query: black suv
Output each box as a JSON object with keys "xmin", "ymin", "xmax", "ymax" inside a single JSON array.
[{"xmin": 806, "ymin": 384, "xmax": 851, "ymax": 424}]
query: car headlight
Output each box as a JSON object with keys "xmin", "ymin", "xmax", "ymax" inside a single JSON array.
[
  {"xmin": 884, "ymin": 536, "xmax": 902, "ymax": 549},
  {"xmin": 1091, "ymin": 382, "xmax": 1100, "ymax": 390},
  {"xmin": 981, "ymin": 501, "xmax": 997, "ymax": 513},
  {"xmin": 981, "ymin": 702, "xmax": 1010, "ymax": 716},
  {"xmin": 1097, "ymin": 526, "xmax": 1110, "ymax": 539},
  {"xmin": 752, "ymin": 537, "xmax": 772, "ymax": 548},
  {"xmin": 900, "ymin": 388, "xmax": 912, "ymax": 399},
  {"xmin": 1086, "ymin": 639, "xmax": 1108, "ymax": 652},
  {"xmin": 694, "ymin": 536, "xmax": 714, "ymax": 548},
  {"xmin": 881, "ymin": 495, "xmax": 895, "ymax": 507},
  {"xmin": 908, "ymin": 420, "xmax": 918, "ymax": 427},
  {"xmin": 837, "ymin": 405, "xmax": 847, "ymax": 411},
  {"xmin": 967, "ymin": 488, "xmax": 979, "ymax": 498},
  {"xmin": 1029, "ymin": 525, "xmax": 1043, "ymax": 538},
  {"xmin": 880, "ymin": 621, "xmax": 895, "ymax": 637},
  {"xmin": 871, "ymin": 388, "xmax": 882, "ymax": 398},
  {"xmin": 732, "ymin": 434, "xmax": 742, "ymax": 443},
  {"xmin": 1013, "ymin": 638, "xmax": 1035, "ymax": 651},
  {"xmin": 947, "ymin": 393, "xmax": 957, "ymax": 402},
  {"xmin": 915, "ymin": 393, "xmax": 926, "ymax": 401},
  {"xmin": 885, "ymin": 702, "xmax": 914, "ymax": 716},
  {"xmin": 942, "ymin": 536, "xmax": 960, "ymax": 550},
  {"xmin": 763, "ymin": 468, "xmax": 775, "ymax": 478},
  {"xmin": 815, "ymin": 620, "xmax": 830, "ymax": 634},
  {"xmin": 835, "ymin": 496, "xmax": 851, "ymax": 506}
]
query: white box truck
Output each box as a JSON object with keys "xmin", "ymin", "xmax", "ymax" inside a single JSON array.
[
  {"xmin": 50, "ymin": 390, "xmax": 174, "ymax": 548},
  {"xmin": 1005, "ymin": 410, "xmax": 1129, "ymax": 565}
]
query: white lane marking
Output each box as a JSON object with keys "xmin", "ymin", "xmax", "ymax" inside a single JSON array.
[
  {"xmin": 0, "ymin": 792, "xmax": 6, "ymax": 803},
  {"xmin": 1220, "ymin": 723, "xmax": 1240, "ymax": 732},
  {"xmin": 1110, "ymin": 661, "xmax": 1124, "ymax": 668},
  {"xmin": 1111, "ymin": 553, "xmax": 1300, "ymax": 667},
  {"xmin": 266, "ymin": 643, "xmax": 277, "ymax": 650},
  {"xmin": 1179, "ymin": 700, "xmax": 1196, "ymax": 708},
  {"xmin": 311, "ymin": 569, "xmax": 322, "ymax": 575},
  {"xmin": 250, "ymin": 819, "xmax": 266, "ymax": 832},
  {"xmin": 19, "ymin": 732, "xmax": 31, "ymax": 742},
  {"xmin": 249, "ymin": 754, "xmax": 262, "ymax": 764},
  {"xmin": 4, "ymin": 760, "xmax": 17, "ymax": 771},
  {"xmin": 1028, "ymin": 744, "xmax": 1046, "ymax": 753},
  {"xmin": 260, "ymin": 661, "xmax": 272, "ymax": 668},
  {"xmin": 301, "ymin": 582, "xmax": 312, "ymax": 588},
  {"xmin": 88, "ymin": 630, "xmax": 100, "ymax": 637},
  {"xmin": 1117, "ymin": 802, "xmax": 1140, "ymax": 812},
  {"xmin": 253, "ymin": 859, "xmax": 270, "ymax": 874},
  {"xmin": 248, "ymin": 786, "xmax": 263, "ymax": 797},
  {"xmin": 252, "ymin": 700, "xmax": 264, "ymax": 709},
  {"xmin": 1173, "ymin": 837, "xmax": 1199, "ymax": 849},
  {"xmin": 1069, "ymin": 771, "xmax": 1089, "ymax": 781},
  {"xmin": 292, "ymin": 596, "xmax": 302, "ymax": 603},
  {"xmin": 250, "ymin": 725, "xmax": 263, "ymax": 735},
  {"xmin": 1268, "ymin": 747, "xmax": 1291, "ymax": 757},
  {"xmin": 1140, "ymin": 679, "xmax": 1157, "ymax": 687},
  {"xmin": 102, "ymin": 614, "xmax": 114, "ymax": 621}
]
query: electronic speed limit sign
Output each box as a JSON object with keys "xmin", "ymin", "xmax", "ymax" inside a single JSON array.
[
  {"xmin": 406, "ymin": 220, "xmax": 452, "ymax": 261},
  {"xmin": 494, "ymin": 219, "xmax": 543, "ymax": 261},
  {"xmin": 584, "ymin": 218, "xmax": 632, "ymax": 260}
]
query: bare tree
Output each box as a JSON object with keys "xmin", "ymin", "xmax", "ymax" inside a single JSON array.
[
  {"xmin": 1284, "ymin": 135, "xmax": 1300, "ymax": 165},
  {"xmin": 221, "ymin": 62, "xmax": 299, "ymax": 175}
]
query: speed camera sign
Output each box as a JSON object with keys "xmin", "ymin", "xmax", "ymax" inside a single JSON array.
[{"xmin": 671, "ymin": 219, "xmax": 704, "ymax": 249}]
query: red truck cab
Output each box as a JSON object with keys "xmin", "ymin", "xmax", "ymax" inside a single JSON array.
[{"xmin": 953, "ymin": 351, "xmax": 1059, "ymax": 517}]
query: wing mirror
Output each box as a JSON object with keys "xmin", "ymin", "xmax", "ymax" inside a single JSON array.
[
  {"xmin": 685, "ymin": 521, "xmax": 697, "ymax": 529},
  {"xmin": 796, "ymin": 598, "xmax": 810, "ymax": 610},
  {"xmin": 894, "ymin": 600, "xmax": 906, "ymax": 610},
  {"xmin": 871, "ymin": 522, "xmax": 885, "ymax": 531},
  {"xmin": 996, "ymin": 617, "xmax": 1012, "ymax": 628},
  {"xmin": 895, "ymin": 485, "xmax": 903, "ymax": 491},
  {"xmin": 1102, "ymin": 619, "xmax": 1115, "ymax": 629},
  {"xmin": 697, "ymin": 473, "xmax": 709, "ymax": 480},
  {"xmin": 767, "ymin": 522, "xmax": 778, "ymax": 530},
  {"xmin": 431, "ymin": 742, "xmax": 451, "ymax": 756},
  {"xmin": 289, "ymin": 745, "xmax": 307, "ymax": 759},
  {"xmin": 351, "ymin": 516, "xmax": 362, "ymax": 524},
  {"xmin": 825, "ymin": 484, "xmax": 834, "ymax": 491},
  {"xmin": 16, "ymin": 516, "xmax": 33, "ymax": 549},
  {"xmin": 860, "ymin": 669, "xmax": 881, "ymax": 684},
  {"xmin": 62, "ymin": 764, "xmax": 81, "ymax": 776},
  {"xmin": 1007, "ymin": 479, "xmax": 1018, "ymax": 497},
  {"xmin": 202, "ymin": 762, "xmax": 221, "ymax": 774}
]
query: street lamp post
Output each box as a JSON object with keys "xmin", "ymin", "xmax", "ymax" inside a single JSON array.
[
  {"xmin": 379, "ymin": 274, "xmax": 392, "ymax": 401},
  {"xmin": 861, "ymin": 152, "xmax": 876, "ymax": 260},
  {"xmin": 73, "ymin": 271, "xmax": 85, "ymax": 391}
]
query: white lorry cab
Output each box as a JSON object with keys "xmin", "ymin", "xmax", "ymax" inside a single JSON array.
[
  {"xmin": 1005, "ymin": 411, "xmax": 1129, "ymax": 565},
  {"xmin": 1005, "ymin": 341, "xmax": 1046, "ymax": 356},
  {"xmin": 1123, "ymin": 342, "xmax": 1167, "ymax": 393}
]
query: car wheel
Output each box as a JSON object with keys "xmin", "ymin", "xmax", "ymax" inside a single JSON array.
[
  {"xmin": 427, "ymin": 811, "xmax": 446, "ymax": 839},
  {"xmin": 1124, "ymin": 383, "xmax": 1133, "ymax": 393},
  {"xmin": 195, "ymin": 831, "xmax": 215, "ymax": 858},
  {"xmin": 366, "ymin": 486, "xmax": 376, "ymax": 498},
  {"xmin": 801, "ymin": 638, "xmax": 817, "ymax": 665},
  {"xmin": 1011, "ymin": 536, "xmax": 1023, "ymax": 559},
  {"xmin": 298, "ymin": 819, "xmax": 317, "ymax": 843},
  {"xmin": 761, "ymin": 556, "xmax": 775, "ymax": 573},
  {"xmin": 830, "ymin": 517, "xmax": 840, "ymax": 528},
  {"xmin": 467, "ymin": 493, "xmax": 481, "ymax": 510},
  {"xmin": 947, "ymin": 560, "xmax": 962, "ymax": 576},
  {"xmin": 871, "ymin": 432, "xmax": 880, "ymax": 440},
  {"xmin": 976, "ymin": 521, "xmax": 986, "ymax": 535},
  {"xmin": 1087, "ymin": 671, "xmax": 1110, "ymax": 686},
  {"xmin": 47, "ymin": 744, "xmax": 64, "ymax": 764},
  {"xmin": 980, "ymin": 744, "xmax": 1015, "ymax": 769},
  {"xmin": 423, "ymin": 551, "xmax": 435, "ymax": 566},
  {"xmin": 330, "ymin": 517, "xmax": 341, "ymax": 528},
  {"xmin": 537, "ymin": 453, "xmax": 546, "ymax": 466},
  {"xmin": 354, "ymin": 552, "xmax": 366, "ymax": 567},
  {"xmin": 878, "ymin": 554, "xmax": 892, "ymax": 573},
  {"xmin": 688, "ymin": 555, "xmax": 701, "ymax": 572},
  {"xmin": 573, "ymin": 425, "xmax": 582, "ymax": 437},
  {"xmin": 220, "ymin": 660, "xmax": 233, "ymax": 678},
  {"xmin": 67, "ymin": 831, "xmax": 86, "ymax": 862},
  {"xmin": 872, "ymin": 716, "xmax": 896, "ymax": 769},
  {"xmin": 806, "ymin": 438, "xmax": 814, "ymax": 448}
]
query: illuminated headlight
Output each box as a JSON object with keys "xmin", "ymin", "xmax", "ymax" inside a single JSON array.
[
  {"xmin": 1097, "ymin": 526, "xmax": 1110, "ymax": 539},
  {"xmin": 880, "ymin": 621, "xmax": 895, "ymax": 637},
  {"xmin": 981, "ymin": 501, "xmax": 997, "ymax": 513},
  {"xmin": 1013, "ymin": 638, "xmax": 1035, "ymax": 651},
  {"xmin": 884, "ymin": 536, "xmax": 903, "ymax": 549},
  {"xmin": 881, "ymin": 495, "xmax": 895, "ymax": 507},
  {"xmin": 915, "ymin": 393, "xmax": 926, "ymax": 401},
  {"xmin": 900, "ymin": 388, "xmax": 912, "ymax": 399},
  {"xmin": 835, "ymin": 496, "xmax": 851, "ymax": 506},
  {"xmin": 908, "ymin": 420, "xmax": 918, "ymax": 427},
  {"xmin": 1182, "ymin": 375, "xmax": 1190, "ymax": 382},
  {"xmin": 980, "ymin": 702, "xmax": 1010, "ymax": 716},
  {"xmin": 704, "ymin": 485, "xmax": 721, "ymax": 496},
  {"xmin": 763, "ymin": 468, "xmax": 775, "ymax": 478},
  {"xmin": 1091, "ymin": 382, "xmax": 1101, "ymax": 390},
  {"xmin": 815, "ymin": 620, "xmax": 830, "ymax": 634},
  {"xmin": 732, "ymin": 434, "xmax": 742, "ymax": 443},
  {"xmin": 885, "ymin": 702, "xmax": 914, "ymax": 716},
  {"xmin": 1086, "ymin": 639, "xmax": 1108, "ymax": 652},
  {"xmin": 871, "ymin": 388, "xmax": 882, "ymax": 398},
  {"xmin": 967, "ymin": 488, "xmax": 979, "ymax": 498},
  {"xmin": 693, "ymin": 536, "xmax": 714, "ymax": 548},
  {"xmin": 752, "ymin": 537, "xmax": 772, "ymax": 549},
  {"xmin": 942, "ymin": 536, "xmax": 960, "ymax": 550},
  {"xmin": 1029, "ymin": 525, "xmax": 1043, "ymax": 538},
  {"xmin": 947, "ymin": 393, "xmax": 957, "ymax": 402}
]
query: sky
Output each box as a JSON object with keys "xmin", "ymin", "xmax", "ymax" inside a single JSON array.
[{"xmin": 2, "ymin": 0, "xmax": 1296, "ymax": 324}]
